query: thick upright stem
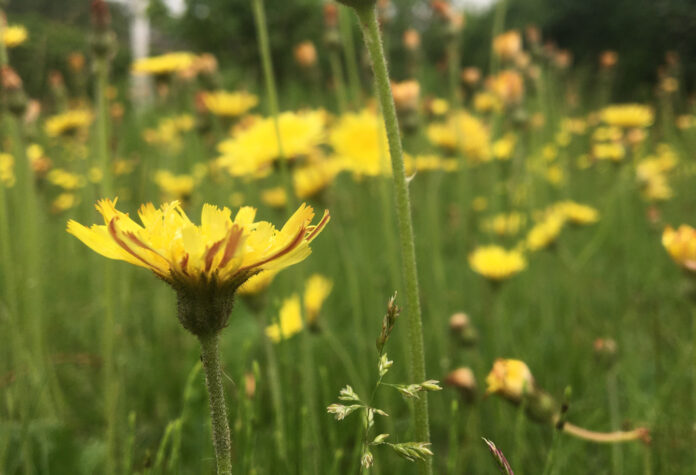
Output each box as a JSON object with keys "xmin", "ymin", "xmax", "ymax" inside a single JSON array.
[
  {"xmin": 199, "ymin": 334, "xmax": 233, "ymax": 474},
  {"xmin": 354, "ymin": 6, "xmax": 431, "ymax": 474}
]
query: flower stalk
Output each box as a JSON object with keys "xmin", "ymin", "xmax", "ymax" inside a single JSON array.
[
  {"xmin": 560, "ymin": 421, "xmax": 650, "ymax": 445},
  {"xmin": 199, "ymin": 333, "xmax": 233, "ymax": 474},
  {"xmin": 353, "ymin": 5, "xmax": 432, "ymax": 473}
]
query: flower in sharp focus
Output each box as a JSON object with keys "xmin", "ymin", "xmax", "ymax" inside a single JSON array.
[
  {"xmin": 468, "ymin": 245, "xmax": 526, "ymax": 281},
  {"xmin": 486, "ymin": 358, "xmax": 534, "ymax": 403},
  {"xmin": 3, "ymin": 25, "xmax": 28, "ymax": 48},
  {"xmin": 68, "ymin": 199, "xmax": 330, "ymax": 294},
  {"xmin": 662, "ymin": 225, "xmax": 696, "ymax": 273}
]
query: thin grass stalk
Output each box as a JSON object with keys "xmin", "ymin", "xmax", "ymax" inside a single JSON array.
[
  {"xmin": 339, "ymin": 5, "xmax": 363, "ymax": 107},
  {"xmin": 354, "ymin": 6, "xmax": 432, "ymax": 474},
  {"xmin": 93, "ymin": 54, "xmax": 120, "ymax": 475},
  {"xmin": 329, "ymin": 49, "xmax": 348, "ymax": 113}
]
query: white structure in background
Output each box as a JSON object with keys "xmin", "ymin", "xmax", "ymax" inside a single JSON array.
[{"xmin": 129, "ymin": 0, "xmax": 152, "ymax": 106}]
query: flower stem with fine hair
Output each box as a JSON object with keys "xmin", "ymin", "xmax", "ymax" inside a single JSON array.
[
  {"xmin": 199, "ymin": 333, "xmax": 233, "ymax": 474},
  {"xmin": 353, "ymin": 5, "xmax": 432, "ymax": 474}
]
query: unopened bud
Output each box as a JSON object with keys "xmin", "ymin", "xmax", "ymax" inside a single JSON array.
[
  {"xmin": 445, "ymin": 367, "xmax": 477, "ymax": 402},
  {"xmin": 449, "ymin": 312, "xmax": 478, "ymax": 346},
  {"xmin": 593, "ymin": 338, "xmax": 618, "ymax": 368},
  {"xmin": 1, "ymin": 66, "xmax": 27, "ymax": 117},
  {"xmin": 244, "ymin": 372, "xmax": 256, "ymax": 399}
]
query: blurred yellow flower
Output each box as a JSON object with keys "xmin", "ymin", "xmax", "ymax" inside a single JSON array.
[
  {"xmin": 554, "ymin": 201, "xmax": 599, "ymax": 225},
  {"xmin": 201, "ymin": 90, "xmax": 258, "ymax": 117},
  {"xmin": 492, "ymin": 134, "xmax": 516, "ymax": 160},
  {"xmin": 0, "ymin": 153, "xmax": 15, "ymax": 187},
  {"xmin": 600, "ymin": 104, "xmax": 653, "ymax": 128},
  {"xmin": 593, "ymin": 142, "xmax": 625, "ymax": 162},
  {"xmin": 261, "ymin": 187, "xmax": 288, "ymax": 209},
  {"xmin": 266, "ymin": 294, "xmax": 303, "ymax": 342},
  {"xmin": 218, "ymin": 111, "xmax": 326, "ymax": 177},
  {"xmin": 469, "ymin": 245, "xmax": 526, "ymax": 280},
  {"xmin": 473, "ymin": 92, "xmax": 502, "ymax": 113},
  {"xmin": 429, "ymin": 98, "xmax": 449, "ymax": 116},
  {"xmin": 662, "ymin": 225, "xmax": 696, "ymax": 272},
  {"xmin": 330, "ymin": 109, "xmax": 390, "ymax": 176},
  {"xmin": 47, "ymin": 169, "xmax": 86, "ymax": 190},
  {"xmin": 304, "ymin": 274, "xmax": 332, "ymax": 325},
  {"xmin": 483, "ymin": 212, "xmax": 526, "ymax": 237},
  {"xmin": 237, "ymin": 269, "xmax": 278, "ymax": 296},
  {"xmin": 526, "ymin": 215, "xmax": 564, "ymax": 251},
  {"xmin": 293, "ymin": 158, "xmax": 339, "ymax": 199},
  {"xmin": 492, "ymin": 30, "xmax": 522, "ymax": 60},
  {"xmin": 427, "ymin": 113, "xmax": 491, "ymax": 163},
  {"xmin": 3, "ymin": 25, "xmax": 28, "ymax": 48},
  {"xmin": 52, "ymin": 192, "xmax": 79, "ymax": 214},
  {"xmin": 132, "ymin": 52, "xmax": 196, "ymax": 76},
  {"xmin": 486, "ymin": 359, "xmax": 535, "ymax": 402},
  {"xmin": 67, "ymin": 199, "xmax": 330, "ymax": 289},
  {"xmin": 154, "ymin": 170, "xmax": 196, "ymax": 200},
  {"xmin": 45, "ymin": 110, "xmax": 93, "ymax": 138},
  {"xmin": 487, "ymin": 70, "xmax": 524, "ymax": 105}
]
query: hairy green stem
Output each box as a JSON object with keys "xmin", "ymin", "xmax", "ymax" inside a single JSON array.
[
  {"xmin": 354, "ymin": 6, "xmax": 431, "ymax": 474},
  {"xmin": 199, "ymin": 333, "xmax": 233, "ymax": 474}
]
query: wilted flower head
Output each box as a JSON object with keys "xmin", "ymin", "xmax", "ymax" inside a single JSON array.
[
  {"xmin": 294, "ymin": 41, "xmax": 318, "ymax": 68},
  {"xmin": 662, "ymin": 225, "xmax": 696, "ymax": 273},
  {"xmin": 493, "ymin": 30, "xmax": 521, "ymax": 61}
]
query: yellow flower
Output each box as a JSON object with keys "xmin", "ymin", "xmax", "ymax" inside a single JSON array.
[
  {"xmin": 304, "ymin": 274, "xmax": 332, "ymax": 325},
  {"xmin": 266, "ymin": 294, "xmax": 303, "ymax": 342},
  {"xmin": 554, "ymin": 201, "xmax": 599, "ymax": 225},
  {"xmin": 88, "ymin": 167, "xmax": 104, "ymax": 184},
  {"xmin": 3, "ymin": 25, "xmax": 27, "ymax": 48},
  {"xmin": 473, "ymin": 92, "xmax": 502, "ymax": 113},
  {"xmin": 593, "ymin": 142, "xmax": 625, "ymax": 162},
  {"xmin": 293, "ymin": 158, "xmax": 339, "ymax": 199},
  {"xmin": 545, "ymin": 165, "xmax": 564, "ymax": 186},
  {"xmin": 526, "ymin": 215, "xmax": 564, "ymax": 251},
  {"xmin": 45, "ymin": 110, "xmax": 93, "ymax": 138},
  {"xmin": 429, "ymin": 98, "xmax": 449, "ymax": 116},
  {"xmin": 144, "ymin": 115, "xmax": 195, "ymax": 152},
  {"xmin": 154, "ymin": 170, "xmax": 196, "ymax": 200},
  {"xmin": 67, "ymin": 199, "xmax": 330, "ymax": 290},
  {"xmin": 52, "ymin": 193, "xmax": 79, "ymax": 214},
  {"xmin": 600, "ymin": 104, "xmax": 654, "ymax": 128},
  {"xmin": 0, "ymin": 153, "xmax": 15, "ymax": 187},
  {"xmin": 486, "ymin": 359, "xmax": 535, "ymax": 402},
  {"xmin": 487, "ymin": 70, "xmax": 524, "ymax": 105},
  {"xmin": 218, "ymin": 111, "xmax": 325, "ymax": 177},
  {"xmin": 662, "ymin": 225, "xmax": 696, "ymax": 272},
  {"xmin": 237, "ymin": 270, "xmax": 278, "ymax": 295},
  {"xmin": 131, "ymin": 52, "xmax": 196, "ymax": 76},
  {"xmin": 261, "ymin": 187, "xmax": 288, "ymax": 209},
  {"xmin": 492, "ymin": 134, "xmax": 516, "ymax": 160},
  {"xmin": 483, "ymin": 212, "xmax": 526, "ymax": 237},
  {"xmin": 642, "ymin": 174, "xmax": 673, "ymax": 202},
  {"xmin": 329, "ymin": 110, "xmax": 390, "ymax": 177},
  {"xmin": 492, "ymin": 30, "xmax": 521, "ymax": 60},
  {"xmin": 201, "ymin": 90, "xmax": 258, "ymax": 117},
  {"xmin": 469, "ymin": 245, "xmax": 526, "ymax": 280},
  {"xmin": 427, "ymin": 113, "xmax": 491, "ymax": 163},
  {"xmin": 47, "ymin": 169, "xmax": 86, "ymax": 190}
]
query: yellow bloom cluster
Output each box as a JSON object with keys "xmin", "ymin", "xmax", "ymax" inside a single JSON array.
[
  {"xmin": 525, "ymin": 214, "xmax": 564, "ymax": 251},
  {"xmin": 67, "ymin": 199, "xmax": 330, "ymax": 289},
  {"xmin": 131, "ymin": 52, "xmax": 196, "ymax": 76},
  {"xmin": 201, "ymin": 90, "xmax": 259, "ymax": 117},
  {"xmin": 483, "ymin": 212, "xmax": 526, "ymax": 237},
  {"xmin": 636, "ymin": 144, "xmax": 678, "ymax": 202},
  {"xmin": 45, "ymin": 110, "xmax": 93, "ymax": 138},
  {"xmin": 218, "ymin": 111, "xmax": 326, "ymax": 177},
  {"xmin": 143, "ymin": 115, "xmax": 195, "ymax": 152},
  {"xmin": 600, "ymin": 104, "xmax": 654, "ymax": 129},
  {"xmin": 3, "ymin": 25, "xmax": 28, "ymax": 48},
  {"xmin": 469, "ymin": 245, "xmax": 527, "ymax": 280},
  {"xmin": 662, "ymin": 225, "xmax": 696, "ymax": 273},
  {"xmin": 47, "ymin": 169, "xmax": 87, "ymax": 190}
]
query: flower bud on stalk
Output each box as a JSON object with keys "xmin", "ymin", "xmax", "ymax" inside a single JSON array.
[
  {"xmin": 90, "ymin": 0, "xmax": 116, "ymax": 60},
  {"xmin": 1, "ymin": 66, "xmax": 27, "ymax": 117},
  {"xmin": 448, "ymin": 312, "xmax": 478, "ymax": 346}
]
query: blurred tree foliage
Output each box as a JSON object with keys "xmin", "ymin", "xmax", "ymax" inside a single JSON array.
[{"xmin": 5, "ymin": 0, "xmax": 696, "ymax": 101}]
